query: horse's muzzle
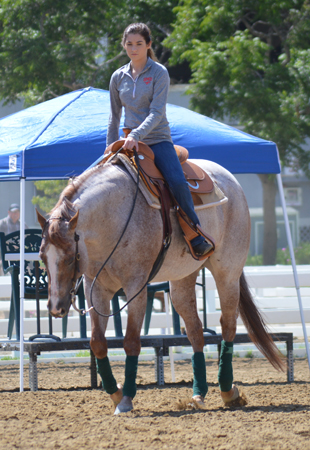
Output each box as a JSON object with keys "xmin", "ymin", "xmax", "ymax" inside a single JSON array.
[
  {"xmin": 48, "ymin": 299, "xmax": 69, "ymax": 318},
  {"xmin": 49, "ymin": 308, "xmax": 67, "ymax": 318}
]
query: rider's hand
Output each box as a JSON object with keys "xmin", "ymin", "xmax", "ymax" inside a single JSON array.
[{"xmin": 123, "ymin": 136, "xmax": 138, "ymax": 151}]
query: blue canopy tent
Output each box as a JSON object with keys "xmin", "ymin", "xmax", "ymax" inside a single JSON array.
[
  {"xmin": 0, "ymin": 87, "xmax": 308, "ymax": 388},
  {"xmin": 0, "ymin": 86, "xmax": 281, "ymax": 179}
]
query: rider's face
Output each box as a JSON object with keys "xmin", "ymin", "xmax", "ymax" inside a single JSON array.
[{"xmin": 124, "ymin": 33, "xmax": 151, "ymax": 64}]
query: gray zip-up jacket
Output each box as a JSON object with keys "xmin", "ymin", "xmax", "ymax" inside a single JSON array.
[{"xmin": 106, "ymin": 57, "xmax": 172, "ymax": 146}]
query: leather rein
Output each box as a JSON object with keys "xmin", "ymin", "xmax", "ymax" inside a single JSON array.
[{"xmin": 48, "ymin": 146, "xmax": 171, "ymax": 318}]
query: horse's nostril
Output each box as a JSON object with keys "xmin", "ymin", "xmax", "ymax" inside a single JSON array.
[{"xmin": 49, "ymin": 304, "xmax": 67, "ymax": 318}]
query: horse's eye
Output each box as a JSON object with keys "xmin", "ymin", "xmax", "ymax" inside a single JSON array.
[{"xmin": 67, "ymin": 258, "xmax": 75, "ymax": 266}]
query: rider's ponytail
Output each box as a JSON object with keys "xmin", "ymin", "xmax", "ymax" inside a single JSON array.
[{"xmin": 147, "ymin": 47, "xmax": 157, "ymax": 61}]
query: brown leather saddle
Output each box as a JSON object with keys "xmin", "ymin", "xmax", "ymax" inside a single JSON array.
[
  {"xmin": 104, "ymin": 140, "xmax": 214, "ymax": 198},
  {"xmin": 101, "ymin": 139, "xmax": 215, "ymax": 261}
]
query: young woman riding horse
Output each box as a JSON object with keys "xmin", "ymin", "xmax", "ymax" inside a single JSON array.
[{"xmin": 107, "ymin": 22, "xmax": 212, "ymax": 259}]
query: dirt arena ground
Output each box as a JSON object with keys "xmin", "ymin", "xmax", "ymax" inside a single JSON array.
[{"xmin": 0, "ymin": 357, "xmax": 309, "ymax": 449}]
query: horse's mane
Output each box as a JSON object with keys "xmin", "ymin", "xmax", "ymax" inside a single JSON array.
[{"xmin": 47, "ymin": 165, "xmax": 104, "ymax": 246}]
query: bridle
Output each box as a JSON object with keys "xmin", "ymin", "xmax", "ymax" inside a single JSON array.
[{"xmin": 43, "ymin": 217, "xmax": 82, "ymax": 312}]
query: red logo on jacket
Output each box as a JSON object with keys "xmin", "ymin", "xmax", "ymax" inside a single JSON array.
[{"xmin": 143, "ymin": 77, "xmax": 152, "ymax": 85}]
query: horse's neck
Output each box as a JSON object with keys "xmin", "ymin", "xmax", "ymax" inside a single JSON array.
[{"xmin": 72, "ymin": 164, "xmax": 134, "ymax": 235}]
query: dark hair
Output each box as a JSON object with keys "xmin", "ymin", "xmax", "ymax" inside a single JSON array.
[{"xmin": 122, "ymin": 23, "xmax": 158, "ymax": 61}]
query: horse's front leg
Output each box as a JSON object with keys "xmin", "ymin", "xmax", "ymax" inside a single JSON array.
[
  {"xmin": 114, "ymin": 286, "xmax": 147, "ymax": 415},
  {"xmin": 170, "ymin": 271, "xmax": 208, "ymax": 407},
  {"xmin": 85, "ymin": 279, "xmax": 123, "ymax": 408}
]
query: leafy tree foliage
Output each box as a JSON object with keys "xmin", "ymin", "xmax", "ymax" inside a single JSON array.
[
  {"xmin": 0, "ymin": 0, "xmax": 180, "ymax": 214},
  {"xmin": 0, "ymin": 0, "xmax": 179, "ymax": 105},
  {"xmin": 166, "ymin": 0, "xmax": 310, "ymax": 264},
  {"xmin": 32, "ymin": 180, "xmax": 67, "ymax": 213}
]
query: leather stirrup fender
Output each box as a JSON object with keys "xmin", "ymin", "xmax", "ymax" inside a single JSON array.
[{"xmin": 174, "ymin": 204, "xmax": 215, "ymax": 261}]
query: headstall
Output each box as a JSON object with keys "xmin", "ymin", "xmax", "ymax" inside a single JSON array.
[{"xmin": 44, "ymin": 216, "xmax": 84, "ymax": 313}]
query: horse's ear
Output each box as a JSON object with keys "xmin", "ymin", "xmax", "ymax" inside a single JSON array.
[
  {"xmin": 36, "ymin": 209, "xmax": 46, "ymax": 230},
  {"xmin": 68, "ymin": 210, "xmax": 79, "ymax": 231}
]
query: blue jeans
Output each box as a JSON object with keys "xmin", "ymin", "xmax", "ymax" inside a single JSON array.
[{"xmin": 150, "ymin": 141, "xmax": 204, "ymax": 246}]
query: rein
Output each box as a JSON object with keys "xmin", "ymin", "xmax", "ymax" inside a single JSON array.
[
  {"xmin": 72, "ymin": 146, "xmax": 170, "ymax": 318},
  {"xmin": 85, "ymin": 146, "xmax": 143, "ymax": 317},
  {"xmin": 83, "ymin": 147, "xmax": 171, "ymax": 317}
]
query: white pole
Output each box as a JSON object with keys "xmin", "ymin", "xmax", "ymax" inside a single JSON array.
[
  {"xmin": 19, "ymin": 178, "xmax": 26, "ymax": 392},
  {"xmin": 164, "ymin": 292, "xmax": 175, "ymax": 382},
  {"xmin": 276, "ymin": 173, "xmax": 310, "ymax": 372}
]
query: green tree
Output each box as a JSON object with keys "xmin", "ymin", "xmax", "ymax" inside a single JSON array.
[
  {"xmin": 166, "ymin": 0, "xmax": 310, "ymax": 264},
  {"xmin": 0, "ymin": 0, "xmax": 180, "ymax": 212},
  {"xmin": 0, "ymin": 0, "xmax": 179, "ymax": 105},
  {"xmin": 32, "ymin": 180, "xmax": 68, "ymax": 213}
]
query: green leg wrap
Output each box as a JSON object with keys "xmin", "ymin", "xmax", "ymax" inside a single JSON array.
[
  {"xmin": 123, "ymin": 355, "xmax": 139, "ymax": 398},
  {"xmin": 96, "ymin": 356, "xmax": 118, "ymax": 395},
  {"xmin": 218, "ymin": 340, "xmax": 233, "ymax": 392},
  {"xmin": 191, "ymin": 352, "xmax": 208, "ymax": 397}
]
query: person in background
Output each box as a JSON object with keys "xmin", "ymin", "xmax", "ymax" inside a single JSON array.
[
  {"xmin": 0, "ymin": 204, "xmax": 28, "ymax": 235},
  {"xmin": 0, "ymin": 204, "xmax": 28, "ymax": 275}
]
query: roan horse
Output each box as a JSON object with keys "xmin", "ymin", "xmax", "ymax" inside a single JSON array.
[{"xmin": 37, "ymin": 156, "xmax": 284, "ymax": 414}]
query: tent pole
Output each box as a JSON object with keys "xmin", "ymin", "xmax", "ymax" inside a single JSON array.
[
  {"xmin": 19, "ymin": 178, "xmax": 26, "ymax": 392},
  {"xmin": 276, "ymin": 173, "xmax": 310, "ymax": 372}
]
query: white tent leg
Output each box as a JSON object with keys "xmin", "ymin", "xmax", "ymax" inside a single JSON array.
[
  {"xmin": 19, "ymin": 178, "xmax": 26, "ymax": 392},
  {"xmin": 277, "ymin": 173, "xmax": 310, "ymax": 373}
]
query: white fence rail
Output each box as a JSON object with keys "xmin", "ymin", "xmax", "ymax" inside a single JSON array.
[{"xmin": 0, "ymin": 265, "xmax": 309, "ymax": 340}]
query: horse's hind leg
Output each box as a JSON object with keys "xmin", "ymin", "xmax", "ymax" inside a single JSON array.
[
  {"xmin": 216, "ymin": 277, "xmax": 246, "ymax": 406},
  {"xmin": 170, "ymin": 271, "xmax": 208, "ymax": 405}
]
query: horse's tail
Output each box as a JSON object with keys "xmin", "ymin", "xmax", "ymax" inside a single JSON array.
[{"xmin": 239, "ymin": 271, "xmax": 286, "ymax": 371}]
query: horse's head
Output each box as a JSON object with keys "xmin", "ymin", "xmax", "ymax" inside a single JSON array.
[{"xmin": 37, "ymin": 208, "xmax": 82, "ymax": 318}]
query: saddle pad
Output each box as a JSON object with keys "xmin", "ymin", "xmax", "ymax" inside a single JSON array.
[{"xmin": 112, "ymin": 154, "xmax": 228, "ymax": 211}]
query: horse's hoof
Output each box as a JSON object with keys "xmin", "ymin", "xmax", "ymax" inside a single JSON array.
[
  {"xmin": 191, "ymin": 395, "xmax": 205, "ymax": 408},
  {"xmin": 221, "ymin": 385, "xmax": 247, "ymax": 407},
  {"xmin": 183, "ymin": 395, "xmax": 205, "ymax": 410},
  {"xmin": 114, "ymin": 396, "xmax": 133, "ymax": 415},
  {"xmin": 110, "ymin": 384, "xmax": 123, "ymax": 407}
]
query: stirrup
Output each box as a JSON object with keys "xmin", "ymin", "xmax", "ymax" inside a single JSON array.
[{"xmin": 192, "ymin": 240, "xmax": 214, "ymax": 257}]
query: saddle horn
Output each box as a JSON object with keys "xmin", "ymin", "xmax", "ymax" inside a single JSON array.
[{"xmin": 122, "ymin": 128, "xmax": 132, "ymax": 138}]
